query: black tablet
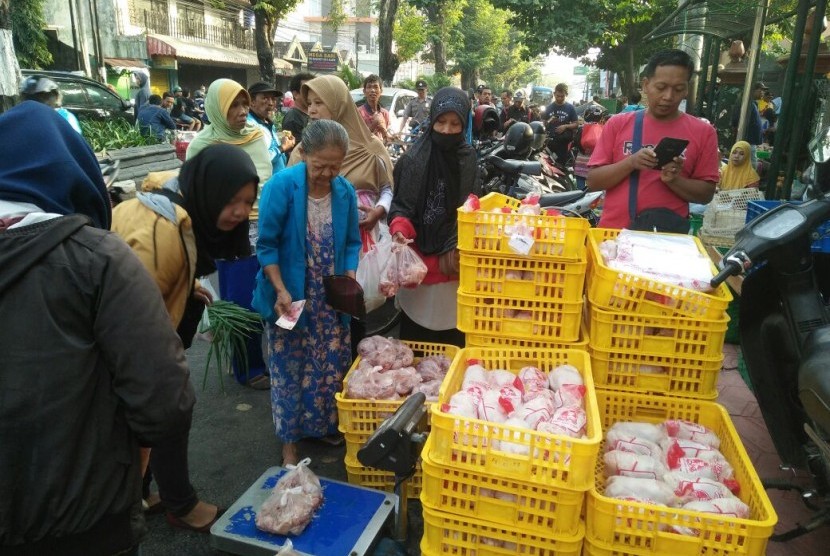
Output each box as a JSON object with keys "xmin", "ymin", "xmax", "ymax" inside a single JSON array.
[{"xmin": 653, "ymin": 137, "xmax": 690, "ymax": 169}]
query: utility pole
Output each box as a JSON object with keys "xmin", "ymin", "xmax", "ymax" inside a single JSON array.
[{"xmin": 355, "ymin": 30, "xmax": 360, "ymax": 74}]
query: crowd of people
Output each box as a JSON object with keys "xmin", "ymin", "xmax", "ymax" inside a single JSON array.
[{"xmin": 0, "ymin": 47, "xmax": 783, "ymax": 553}]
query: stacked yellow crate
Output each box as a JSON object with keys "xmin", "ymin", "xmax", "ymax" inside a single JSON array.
[
  {"xmin": 584, "ymin": 228, "xmax": 732, "ymax": 398},
  {"xmin": 420, "ymin": 347, "xmax": 600, "ymax": 555},
  {"xmin": 455, "ymin": 192, "xmax": 590, "ymax": 349},
  {"xmin": 334, "ymin": 342, "xmax": 460, "ymax": 498},
  {"xmin": 583, "ymin": 228, "xmax": 779, "ymax": 555}
]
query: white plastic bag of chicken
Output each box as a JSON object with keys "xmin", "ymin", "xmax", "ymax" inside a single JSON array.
[{"xmin": 256, "ymin": 458, "xmax": 323, "ymax": 536}]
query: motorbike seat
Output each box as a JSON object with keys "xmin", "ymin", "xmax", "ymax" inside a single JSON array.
[
  {"xmin": 799, "ymin": 327, "xmax": 830, "ymax": 435},
  {"xmin": 538, "ymin": 190, "xmax": 585, "ymax": 207},
  {"xmin": 486, "ymin": 155, "xmax": 541, "ymax": 176}
]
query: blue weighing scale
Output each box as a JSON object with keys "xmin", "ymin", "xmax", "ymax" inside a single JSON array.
[{"xmin": 210, "ymin": 467, "xmax": 396, "ymax": 556}]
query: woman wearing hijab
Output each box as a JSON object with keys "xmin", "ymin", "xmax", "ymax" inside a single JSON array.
[
  {"xmin": 0, "ymin": 101, "xmax": 195, "ymax": 555},
  {"xmin": 253, "ymin": 120, "xmax": 361, "ymax": 465},
  {"xmin": 133, "ymin": 71, "xmax": 150, "ymax": 116},
  {"xmin": 111, "ymin": 143, "xmax": 258, "ymax": 533},
  {"xmin": 288, "ymin": 75, "xmax": 394, "ymax": 243},
  {"xmin": 288, "ymin": 75, "xmax": 395, "ymax": 354},
  {"xmin": 186, "ymin": 79, "xmax": 272, "ymax": 207},
  {"xmin": 388, "ymin": 87, "xmax": 480, "ymax": 347},
  {"xmin": 720, "ymin": 140, "xmax": 760, "ymax": 190}
]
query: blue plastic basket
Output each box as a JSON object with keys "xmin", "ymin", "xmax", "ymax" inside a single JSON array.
[
  {"xmin": 746, "ymin": 200, "xmax": 830, "ymax": 253},
  {"xmin": 215, "ymin": 256, "xmax": 267, "ymax": 385}
]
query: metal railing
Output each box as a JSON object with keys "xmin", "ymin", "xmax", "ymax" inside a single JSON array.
[{"xmin": 141, "ymin": 10, "xmax": 254, "ymax": 51}]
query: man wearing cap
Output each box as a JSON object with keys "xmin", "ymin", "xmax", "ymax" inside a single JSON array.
[
  {"xmin": 501, "ymin": 90, "xmax": 531, "ymax": 131},
  {"xmin": 247, "ymin": 81, "xmax": 295, "ymax": 173},
  {"xmin": 731, "ymin": 81, "xmax": 765, "ymax": 167},
  {"xmin": 398, "ymin": 79, "xmax": 431, "ymax": 135}
]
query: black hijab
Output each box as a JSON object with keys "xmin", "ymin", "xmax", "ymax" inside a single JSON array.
[
  {"xmin": 178, "ymin": 143, "xmax": 259, "ymax": 276},
  {"xmin": 389, "ymin": 87, "xmax": 479, "ymax": 255},
  {"xmin": 0, "ymin": 101, "xmax": 110, "ymax": 229}
]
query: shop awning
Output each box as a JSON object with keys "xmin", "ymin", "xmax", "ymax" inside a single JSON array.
[
  {"xmin": 146, "ymin": 34, "xmax": 293, "ymax": 72},
  {"xmin": 104, "ymin": 57, "xmax": 148, "ymax": 70}
]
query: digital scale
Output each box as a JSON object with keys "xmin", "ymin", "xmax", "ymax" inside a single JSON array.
[{"xmin": 210, "ymin": 467, "xmax": 396, "ymax": 556}]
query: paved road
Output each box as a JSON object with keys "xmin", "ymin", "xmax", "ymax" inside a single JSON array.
[{"xmin": 140, "ymin": 337, "xmax": 421, "ymax": 556}]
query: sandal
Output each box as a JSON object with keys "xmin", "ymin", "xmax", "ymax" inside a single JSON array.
[
  {"xmin": 246, "ymin": 374, "xmax": 270, "ymax": 390},
  {"xmin": 165, "ymin": 507, "xmax": 226, "ymax": 534},
  {"xmin": 317, "ymin": 434, "xmax": 345, "ymax": 447}
]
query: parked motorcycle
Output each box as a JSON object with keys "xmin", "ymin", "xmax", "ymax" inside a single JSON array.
[
  {"xmin": 480, "ymin": 154, "xmax": 602, "ymax": 225},
  {"xmin": 711, "ymin": 126, "xmax": 830, "ymax": 540}
]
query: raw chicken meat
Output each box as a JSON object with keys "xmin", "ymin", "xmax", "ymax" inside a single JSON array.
[
  {"xmin": 416, "ymin": 355, "xmax": 450, "ymax": 382},
  {"xmin": 356, "ymin": 336, "xmax": 414, "ymax": 370},
  {"xmin": 548, "ymin": 364, "xmax": 583, "ymax": 391},
  {"xmin": 604, "ymin": 450, "xmax": 668, "ymax": 480},
  {"xmin": 662, "ymin": 419, "xmax": 721, "ymax": 449},
  {"xmin": 412, "ymin": 379, "xmax": 442, "ymax": 401},
  {"xmin": 604, "ymin": 476, "xmax": 676, "ymax": 506},
  {"xmin": 256, "ymin": 459, "xmax": 323, "ymax": 535},
  {"xmin": 606, "ymin": 422, "xmax": 667, "ymax": 445},
  {"xmin": 663, "ymin": 472, "xmax": 736, "ymax": 504}
]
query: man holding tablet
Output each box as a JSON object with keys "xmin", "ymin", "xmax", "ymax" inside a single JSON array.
[{"xmin": 587, "ymin": 49, "xmax": 720, "ymax": 232}]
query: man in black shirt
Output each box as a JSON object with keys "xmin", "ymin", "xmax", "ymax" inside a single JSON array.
[
  {"xmin": 501, "ymin": 90, "xmax": 531, "ymax": 131},
  {"xmin": 280, "ymin": 72, "xmax": 315, "ymax": 154}
]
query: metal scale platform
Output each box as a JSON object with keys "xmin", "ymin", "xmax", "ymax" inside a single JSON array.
[{"xmin": 210, "ymin": 466, "xmax": 396, "ymax": 556}]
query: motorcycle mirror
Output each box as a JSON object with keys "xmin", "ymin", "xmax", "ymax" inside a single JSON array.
[{"xmin": 808, "ymin": 125, "xmax": 830, "ymax": 163}]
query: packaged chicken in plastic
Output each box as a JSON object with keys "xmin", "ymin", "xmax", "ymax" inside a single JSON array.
[{"xmin": 256, "ymin": 459, "xmax": 323, "ymax": 536}]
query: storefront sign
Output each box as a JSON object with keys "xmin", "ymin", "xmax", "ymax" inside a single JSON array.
[
  {"xmin": 307, "ymin": 51, "xmax": 339, "ymax": 72},
  {"xmin": 153, "ymin": 55, "xmax": 178, "ymax": 70}
]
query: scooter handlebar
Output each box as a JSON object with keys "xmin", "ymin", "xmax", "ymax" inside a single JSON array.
[{"xmin": 710, "ymin": 258, "xmax": 742, "ymax": 288}]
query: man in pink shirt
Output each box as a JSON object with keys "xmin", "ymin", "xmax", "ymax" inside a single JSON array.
[
  {"xmin": 358, "ymin": 74, "xmax": 391, "ymax": 143},
  {"xmin": 587, "ymin": 49, "xmax": 719, "ymax": 230}
]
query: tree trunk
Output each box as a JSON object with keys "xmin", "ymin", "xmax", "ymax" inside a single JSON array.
[
  {"xmin": 426, "ymin": 5, "xmax": 446, "ymax": 74},
  {"xmin": 254, "ymin": 9, "xmax": 275, "ymax": 84},
  {"xmin": 622, "ymin": 44, "xmax": 638, "ymax": 97},
  {"xmin": 461, "ymin": 69, "xmax": 478, "ymax": 91},
  {"xmin": 0, "ymin": 0, "xmax": 18, "ymax": 114},
  {"xmin": 378, "ymin": 0, "xmax": 399, "ymax": 84}
]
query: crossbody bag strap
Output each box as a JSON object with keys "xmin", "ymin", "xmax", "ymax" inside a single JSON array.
[{"xmin": 628, "ymin": 109, "xmax": 646, "ymax": 222}]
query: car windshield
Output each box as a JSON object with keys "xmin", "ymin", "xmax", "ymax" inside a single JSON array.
[{"xmin": 351, "ymin": 92, "xmax": 394, "ymax": 110}]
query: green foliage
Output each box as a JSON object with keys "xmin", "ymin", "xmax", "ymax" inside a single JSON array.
[
  {"xmin": 10, "ymin": 0, "xmax": 52, "ymax": 69},
  {"xmin": 79, "ymin": 119, "xmax": 162, "ymax": 153},
  {"xmin": 394, "ymin": 3, "xmax": 428, "ymax": 62},
  {"xmin": 338, "ymin": 64, "xmax": 363, "ymax": 89},
  {"xmin": 481, "ymin": 31, "xmax": 542, "ymax": 92},
  {"xmin": 396, "ymin": 73, "xmax": 452, "ymax": 91},
  {"xmin": 326, "ymin": 0, "xmax": 348, "ymax": 35}
]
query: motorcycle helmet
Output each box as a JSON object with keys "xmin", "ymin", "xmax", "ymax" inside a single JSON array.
[
  {"xmin": 503, "ymin": 122, "xmax": 533, "ymax": 159},
  {"xmin": 20, "ymin": 75, "xmax": 59, "ymax": 100},
  {"xmin": 529, "ymin": 121, "xmax": 546, "ymax": 152},
  {"xmin": 583, "ymin": 104, "xmax": 607, "ymax": 123},
  {"xmin": 473, "ymin": 105, "xmax": 500, "ymax": 137}
]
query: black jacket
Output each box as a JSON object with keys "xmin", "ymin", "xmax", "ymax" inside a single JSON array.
[{"xmin": 0, "ymin": 215, "xmax": 195, "ymax": 555}]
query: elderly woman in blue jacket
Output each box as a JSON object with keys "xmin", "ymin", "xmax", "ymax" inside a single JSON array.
[{"xmin": 253, "ymin": 119, "xmax": 361, "ymax": 465}]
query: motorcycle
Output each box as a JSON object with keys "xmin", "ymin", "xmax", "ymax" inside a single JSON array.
[
  {"xmin": 479, "ymin": 154, "xmax": 602, "ymax": 225},
  {"xmin": 711, "ymin": 126, "xmax": 830, "ymax": 540}
]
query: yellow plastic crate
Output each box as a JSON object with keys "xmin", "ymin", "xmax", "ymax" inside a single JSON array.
[
  {"xmin": 587, "ymin": 390, "xmax": 777, "ymax": 556},
  {"xmin": 587, "ymin": 303, "xmax": 728, "ymax": 360},
  {"xmin": 420, "ymin": 438, "xmax": 585, "ymax": 535},
  {"xmin": 429, "ymin": 348, "xmax": 601, "ymax": 491},
  {"xmin": 459, "ymin": 252, "xmax": 587, "ymax": 302},
  {"xmin": 465, "ymin": 320, "xmax": 589, "ymax": 350},
  {"xmin": 457, "ymin": 192, "xmax": 589, "ymax": 260},
  {"xmin": 587, "ymin": 228, "xmax": 732, "ymax": 319},
  {"xmin": 336, "ymin": 341, "xmax": 461, "ymax": 435},
  {"xmin": 589, "ymin": 346, "xmax": 722, "ymax": 399},
  {"xmin": 421, "ymin": 506, "xmax": 585, "ymax": 556},
  {"xmin": 457, "ymin": 292, "xmax": 583, "ymax": 342},
  {"xmin": 344, "ymin": 454, "xmax": 422, "ymax": 499}
]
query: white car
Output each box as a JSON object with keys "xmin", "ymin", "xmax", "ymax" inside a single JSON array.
[{"xmin": 350, "ymin": 87, "xmax": 418, "ymax": 133}]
